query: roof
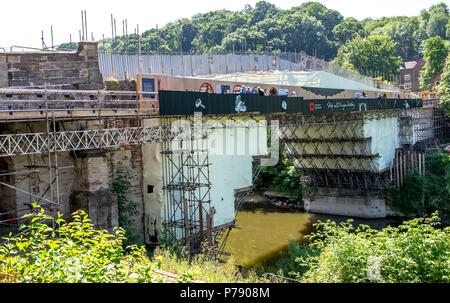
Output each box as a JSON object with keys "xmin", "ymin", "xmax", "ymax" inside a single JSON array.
[
  {"xmin": 200, "ymin": 71, "xmax": 386, "ymax": 92},
  {"xmin": 400, "ymin": 58, "xmax": 426, "ymax": 70},
  {"xmin": 401, "ymin": 61, "xmax": 418, "ymax": 70}
]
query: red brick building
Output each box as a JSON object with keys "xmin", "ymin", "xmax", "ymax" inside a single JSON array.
[{"xmin": 399, "ymin": 58, "xmax": 426, "ymax": 92}]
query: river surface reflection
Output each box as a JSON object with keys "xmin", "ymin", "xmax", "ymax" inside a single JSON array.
[{"xmin": 224, "ymin": 202, "xmax": 403, "ymax": 268}]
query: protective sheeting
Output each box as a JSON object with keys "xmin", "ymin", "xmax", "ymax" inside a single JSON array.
[
  {"xmin": 208, "ymin": 71, "xmax": 385, "ymax": 92},
  {"xmin": 364, "ymin": 116, "xmax": 401, "ymax": 171}
]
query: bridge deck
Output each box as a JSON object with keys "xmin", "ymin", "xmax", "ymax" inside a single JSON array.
[{"xmin": 0, "ymin": 88, "xmax": 159, "ymax": 120}]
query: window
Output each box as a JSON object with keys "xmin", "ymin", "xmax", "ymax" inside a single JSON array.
[
  {"xmin": 404, "ymin": 82, "xmax": 412, "ymax": 89},
  {"xmin": 404, "ymin": 74, "xmax": 411, "ymax": 81}
]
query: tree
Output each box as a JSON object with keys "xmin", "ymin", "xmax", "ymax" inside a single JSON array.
[
  {"xmin": 371, "ymin": 17, "xmax": 421, "ymax": 61},
  {"xmin": 418, "ymin": 2, "xmax": 449, "ymax": 40},
  {"xmin": 180, "ymin": 20, "xmax": 199, "ymax": 53},
  {"xmin": 426, "ymin": 13, "xmax": 449, "ymax": 39},
  {"xmin": 247, "ymin": 1, "xmax": 279, "ymax": 25},
  {"xmin": 334, "ymin": 35, "xmax": 403, "ymax": 78},
  {"xmin": 436, "ymin": 54, "xmax": 450, "ymax": 112},
  {"xmin": 293, "ymin": 1, "xmax": 343, "ymax": 40},
  {"xmin": 78, "ymin": 1, "xmax": 448, "ymax": 65},
  {"xmin": 332, "ymin": 17, "xmax": 365, "ymax": 47},
  {"xmin": 282, "ymin": 11, "xmax": 333, "ymax": 59},
  {"xmin": 419, "ymin": 36, "xmax": 449, "ymax": 90}
]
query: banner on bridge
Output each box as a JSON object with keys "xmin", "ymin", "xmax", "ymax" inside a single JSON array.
[{"xmin": 158, "ymin": 90, "xmax": 422, "ymax": 116}]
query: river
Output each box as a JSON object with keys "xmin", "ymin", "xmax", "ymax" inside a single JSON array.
[{"xmin": 223, "ymin": 200, "xmax": 404, "ymax": 269}]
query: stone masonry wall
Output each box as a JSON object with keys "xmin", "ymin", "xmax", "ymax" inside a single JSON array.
[
  {"xmin": 0, "ymin": 42, "xmax": 103, "ymax": 89},
  {"xmin": 0, "ymin": 118, "xmax": 144, "ymax": 239}
]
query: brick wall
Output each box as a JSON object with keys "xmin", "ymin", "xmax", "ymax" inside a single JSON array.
[
  {"xmin": 0, "ymin": 42, "xmax": 103, "ymax": 89},
  {"xmin": 400, "ymin": 58, "xmax": 425, "ymax": 92}
]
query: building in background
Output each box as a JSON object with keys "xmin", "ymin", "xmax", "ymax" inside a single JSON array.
[{"xmin": 400, "ymin": 58, "xmax": 426, "ymax": 93}]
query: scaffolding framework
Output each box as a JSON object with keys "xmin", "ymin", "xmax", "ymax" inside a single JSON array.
[
  {"xmin": 278, "ymin": 108, "xmax": 447, "ymax": 191},
  {"xmin": 161, "ymin": 116, "xmax": 214, "ymax": 255}
]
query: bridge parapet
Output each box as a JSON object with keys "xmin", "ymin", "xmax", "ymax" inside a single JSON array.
[{"xmin": 0, "ymin": 88, "xmax": 159, "ymax": 120}]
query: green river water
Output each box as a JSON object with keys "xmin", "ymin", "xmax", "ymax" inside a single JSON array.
[{"xmin": 224, "ymin": 202, "xmax": 403, "ymax": 269}]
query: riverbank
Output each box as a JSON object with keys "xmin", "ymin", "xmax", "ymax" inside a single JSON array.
[{"xmin": 242, "ymin": 190, "xmax": 304, "ymax": 210}]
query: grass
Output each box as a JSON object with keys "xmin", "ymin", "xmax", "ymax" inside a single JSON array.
[{"xmin": 152, "ymin": 247, "xmax": 273, "ymax": 283}]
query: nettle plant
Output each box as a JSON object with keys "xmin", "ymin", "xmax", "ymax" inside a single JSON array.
[{"xmin": 0, "ymin": 203, "xmax": 164, "ymax": 283}]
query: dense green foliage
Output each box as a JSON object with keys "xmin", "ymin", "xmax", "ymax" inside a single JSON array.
[
  {"xmin": 334, "ymin": 35, "xmax": 403, "ymax": 77},
  {"xmin": 265, "ymin": 242, "xmax": 319, "ymax": 280},
  {"xmin": 87, "ymin": 1, "xmax": 450, "ymax": 81},
  {"xmin": 297, "ymin": 214, "xmax": 450, "ymax": 283},
  {"xmin": 0, "ymin": 204, "xmax": 266, "ymax": 283},
  {"xmin": 254, "ymin": 147, "xmax": 302, "ymax": 197},
  {"xmin": 436, "ymin": 54, "xmax": 450, "ymax": 112},
  {"xmin": 112, "ymin": 166, "xmax": 141, "ymax": 247},
  {"xmin": 419, "ymin": 36, "xmax": 449, "ymax": 90},
  {"xmin": 0, "ymin": 204, "xmax": 162, "ymax": 282},
  {"xmin": 389, "ymin": 153, "xmax": 450, "ymax": 218}
]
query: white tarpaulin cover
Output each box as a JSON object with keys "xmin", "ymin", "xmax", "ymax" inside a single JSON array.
[{"xmin": 206, "ymin": 71, "xmax": 385, "ymax": 92}]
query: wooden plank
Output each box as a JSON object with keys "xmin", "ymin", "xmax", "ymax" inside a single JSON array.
[
  {"xmin": 389, "ymin": 162, "xmax": 393, "ymax": 183},
  {"xmin": 199, "ymin": 200, "xmax": 204, "ymax": 242},
  {"xmin": 404, "ymin": 153, "xmax": 407, "ymax": 179},
  {"xmin": 399, "ymin": 151, "xmax": 403, "ymax": 186},
  {"xmin": 396, "ymin": 150, "xmax": 400, "ymax": 187},
  {"xmin": 422, "ymin": 152, "xmax": 426, "ymax": 176},
  {"xmin": 409, "ymin": 150, "xmax": 412, "ymax": 173},
  {"xmin": 183, "ymin": 198, "xmax": 190, "ymax": 253},
  {"xmin": 206, "ymin": 213, "xmax": 212, "ymax": 249},
  {"xmin": 418, "ymin": 153, "xmax": 422, "ymax": 176}
]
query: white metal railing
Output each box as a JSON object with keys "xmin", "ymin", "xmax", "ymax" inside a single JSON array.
[{"xmin": 0, "ymin": 126, "xmax": 173, "ymax": 156}]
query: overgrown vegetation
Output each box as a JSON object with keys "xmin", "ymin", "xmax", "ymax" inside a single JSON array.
[
  {"xmin": 389, "ymin": 153, "xmax": 450, "ymax": 219},
  {"xmin": 265, "ymin": 242, "xmax": 320, "ymax": 280},
  {"xmin": 0, "ymin": 203, "xmax": 267, "ymax": 283},
  {"xmin": 265, "ymin": 214, "xmax": 449, "ymax": 283},
  {"xmin": 1, "ymin": 204, "xmax": 448, "ymax": 283},
  {"xmin": 254, "ymin": 146, "xmax": 302, "ymax": 197},
  {"xmin": 112, "ymin": 166, "xmax": 141, "ymax": 247},
  {"xmin": 419, "ymin": 36, "xmax": 449, "ymax": 90},
  {"xmin": 153, "ymin": 247, "xmax": 267, "ymax": 283},
  {"xmin": 437, "ymin": 54, "xmax": 450, "ymax": 113},
  {"xmin": 0, "ymin": 204, "xmax": 162, "ymax": 283},
  {"xmin": 297, "ymin": 213, "xmax": 450, "ymax": 283}
]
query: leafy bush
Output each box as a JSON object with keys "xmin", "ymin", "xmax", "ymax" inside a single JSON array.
[
  {"xmin": 296, "ymin": 213, "xmax": 450, "ymax": 283},
  {"xmin": 265, "ymin": 241, "xmax": 320, "ymax": 280},
  {"xmin": 0, "ymin": 204, "xmax": 162, "ymax": 283},
  {"xmin": 389, "ymin": 170, "xmax": 426, "ymax": 214},
  {"xmin": 389, "ymin": 153, "xmax": 450, "ymax": 217},
  {"xmin": 0, "ymin": 203, "xmax": 266, "ymax": 283},
  {"xmin": 255, "ymin": 146, "xmax": 302, "ymax": 197}
]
